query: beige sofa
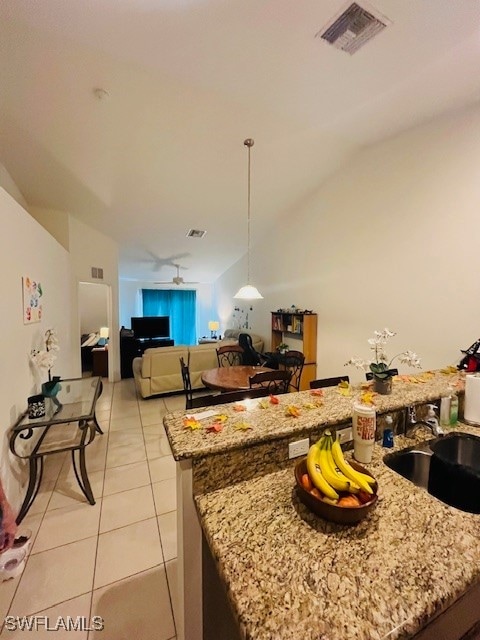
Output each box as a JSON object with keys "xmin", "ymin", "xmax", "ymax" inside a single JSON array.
[{"xmin": 133, "ymin": 330, "xmax": 264, "ymax": 399}]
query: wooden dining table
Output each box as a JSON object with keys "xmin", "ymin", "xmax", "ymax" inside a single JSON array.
[{"xmin": 201, "ymin": 365, "xmax": 274, "ymax": 392}]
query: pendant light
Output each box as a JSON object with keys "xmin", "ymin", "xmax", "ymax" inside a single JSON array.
[{"xmin": 234, "ymin": 138, "xmax": 263, "ymax": 300}]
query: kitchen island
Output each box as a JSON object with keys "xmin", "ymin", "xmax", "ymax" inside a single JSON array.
[{"xmin": 164, "ymin": 371, "xmax": 480, "ymax": 640}]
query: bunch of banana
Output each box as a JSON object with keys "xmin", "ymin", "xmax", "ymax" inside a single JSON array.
[
  {"xmin": 330, "ymin": 432, "xmax": 374, "ymax": 495},
  {"xmin": 306, "ymin": 440, "xmax": 339, "ymax": 501},
  {"xmin": 305, "ymin": 430, "xmax": 375, "ymax": 503}
]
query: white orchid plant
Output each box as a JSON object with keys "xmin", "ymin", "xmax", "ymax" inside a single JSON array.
[
  {"xmin": 345, "ymin": 328, "xmax": 421, "ymax": 380},
  {"xmin": 31, "ymin": 329, "xmax": 60, "ymax": 381}
]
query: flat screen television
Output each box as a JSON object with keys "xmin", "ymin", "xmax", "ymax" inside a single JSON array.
[{"xmin": 131, "ymin": 316, "xmax": 170, "ymax": 340}]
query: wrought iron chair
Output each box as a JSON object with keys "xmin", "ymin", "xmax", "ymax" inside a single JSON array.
[
  {"xmin": 180, "ymin": 357, "xmax": 272, "ymax": 409},
  {"xmin": 310, "ymin": 375, "xmax": 350, "ymax": 389},
  {"xmin": 179, "ymin": 356, "xmax": 195, "ymax": 409},
  {"xmin": 180, "ymin": 356, "xmax": 221, "ymax": 410},
  {"xmin": 216, "ymin": 345, "xmax": 244, "ymax": 367},
  {"xmin": 249, "ymin": 370, "xmax": 291, "ymax": 394},
  {"xmin": 278, "ymin": 350, "xmax": 305, "ymax": 392},
  {"xmin": 188, "ymin": 387, "xmax": 271, "ymax": 409}
]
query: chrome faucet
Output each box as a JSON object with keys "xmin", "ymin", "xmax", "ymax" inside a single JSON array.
[{"xmin": 404, "ymin": 404, "xmax": 444, "ymax": 438}]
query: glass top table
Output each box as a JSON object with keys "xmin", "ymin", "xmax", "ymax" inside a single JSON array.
[{"xmin": 10, "ymin": 377, "xmax": 103, "ymax": 524}]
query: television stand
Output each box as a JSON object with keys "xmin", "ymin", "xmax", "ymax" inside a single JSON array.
[{"xmin": 120, "ymin": 333, "xmax": 174, "ymax": 379}]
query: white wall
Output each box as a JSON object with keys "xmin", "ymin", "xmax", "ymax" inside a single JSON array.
[
  {"xmin": 69, "ymin": 217, "xmax": 120, "ymax": 380},
  {"xmin": 27, "ymin": 209, "xmax": 120, "ymax": 379},
  {"xmin": 0, "ymin": 188, "xmax": 75, "ymax": 510},
  {"xmin": 79, "ymin": 282, "xmax": 109, "ymax": 334},
  {"xmin": 216, "ymin": 272, "xmax": 262, "ymax": 337},
  {"xmin": 119, "ymin": 280, "xmax": 215, "ymax": 343},
  {"xmin": 0, "ymin": 177, "xmax": 120, "ymax": 512},
  {"xmin": 216, "ymin": 104, "xmax": 480, "ymax": 382},
  {"xmin": 29, "ymin": 205, "xmax": 70, "ymax": 251},
  {"xmin": 0, "ymin": 163, "xmax": 28, "ymax": 210}
]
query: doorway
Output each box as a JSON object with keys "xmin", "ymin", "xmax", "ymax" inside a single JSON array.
[{"xmin": 78, "ymin": 282, "xmax": 113, "ymax": 381}]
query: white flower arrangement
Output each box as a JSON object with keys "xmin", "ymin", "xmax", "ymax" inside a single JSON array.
[
  {"xmin": 31, "ymin": 329, "xmax": 60, "ymax": 380},
  {"xmin": 345, "ymin": 328, "xmax": 421, "ymax": 380}
]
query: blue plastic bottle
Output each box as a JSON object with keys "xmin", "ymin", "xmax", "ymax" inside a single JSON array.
[{"xmin": 382, "ymin": 415, "xmax": 394, "ymax": 448}]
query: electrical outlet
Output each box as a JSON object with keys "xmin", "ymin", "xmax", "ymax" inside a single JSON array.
[
  {"xmin": 338, "ymin": 427, "xmax": 353, "ymax": 444},
  {"xmin": 288, "ymin": 438, "xmax": 310, "ymax": 459}
]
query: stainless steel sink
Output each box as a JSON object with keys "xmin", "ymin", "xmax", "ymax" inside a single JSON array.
[
  {"xmin": 384, "ymin": 432, "xmax": 480, "ymax": 513},
  {"xmin": 384, "ymin": 449, "xmax": 432, "ymax": 489},
  {"xmin": 431, "ymin": 432, "xmax": 480, "ymax": 470}
]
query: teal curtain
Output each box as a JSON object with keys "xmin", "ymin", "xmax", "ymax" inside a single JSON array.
[{"xmin": 142, "ymin": 289, "xmax": 196, "ymax": 346}]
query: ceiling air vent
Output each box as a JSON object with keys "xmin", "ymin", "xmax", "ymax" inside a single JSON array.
[
  {"xmin": 186, "ymin": 229, "xmax": 206, "ymax": 238},
  {"xmin": 317, "ymin": 2, "xmax": 391, "ymax": 55}
]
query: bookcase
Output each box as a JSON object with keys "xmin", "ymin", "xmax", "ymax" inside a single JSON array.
[{"xmin": 271, "ymin": 311, "xmax": 317, "ymax": 390}]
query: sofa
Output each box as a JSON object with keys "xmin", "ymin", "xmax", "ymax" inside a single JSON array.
[{"xmin": 133, "ymin": 329, "xmax": 264, "ymax": 399}]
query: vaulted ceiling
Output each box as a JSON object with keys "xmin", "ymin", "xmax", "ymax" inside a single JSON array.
[{"xmin": 1, "ymin": 0, "xmax": 479, "ymax": 283}]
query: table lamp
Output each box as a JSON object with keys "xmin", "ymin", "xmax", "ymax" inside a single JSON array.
[
  {"xmin": 99, "ymin": 326, "xmax": 109, "ymax": 346},
  {"xmin": 208, "ymin": 321, "xmax": 219, "ymax": 339}
]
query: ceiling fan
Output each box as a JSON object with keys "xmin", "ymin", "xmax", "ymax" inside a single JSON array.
[
  {"xmin": 155, "ymin": 264, "xmax": 199, "ymax": 286},
  {"xmin": 142, "ymin": 251, "xmax": 190, "ymax": 271}
]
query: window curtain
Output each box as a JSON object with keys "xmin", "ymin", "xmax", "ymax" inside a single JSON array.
[{"xmin": 142, "ymin": 289, "xmax": 196, "ymax": 346}]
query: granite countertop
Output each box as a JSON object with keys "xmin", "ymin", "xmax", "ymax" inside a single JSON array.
[
  {"xmin": 196, "ymin": 424, "xmax": 480, "ymax": 640},
  {"xmin": 164, "ymin": 370, "xmax": 463, "ymax": 460}
]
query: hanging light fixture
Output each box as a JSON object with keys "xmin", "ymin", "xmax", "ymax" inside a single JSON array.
[{"xmin": 234, "ymin": 138, "xmax": 263, "ymax": 300}]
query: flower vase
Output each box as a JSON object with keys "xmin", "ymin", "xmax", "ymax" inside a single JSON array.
[
  {"xmin": 373, "ymin": 376, "xmax": 392, "ymax": 395},
  {"xmin": 41, "ymin": 377, "xmax": 61, "ymax": 398}
]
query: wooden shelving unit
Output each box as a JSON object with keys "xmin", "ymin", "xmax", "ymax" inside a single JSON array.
[{"xmin": 271, "ymin": 311, "xmax": 317, "ymax": 391}]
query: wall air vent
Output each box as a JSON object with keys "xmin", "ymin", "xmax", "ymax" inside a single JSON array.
[
  {"xmin": 186, "ymin": 229, "xmax": 206, "ymax": 238},
  {"xmin": 316, "ymin": 2, "xmax": 391, "ymax": 55}
]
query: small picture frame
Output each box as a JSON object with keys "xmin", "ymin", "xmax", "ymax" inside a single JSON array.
[{"xmin": 23, "ymin": 277, "xmax": 43, "ymax": 324}]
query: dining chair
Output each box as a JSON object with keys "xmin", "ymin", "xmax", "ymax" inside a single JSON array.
[
  {"xmin": 310, "ymin": 375, "xmax": 350, "ymax": 389},
  {"xmin": 182, "ymin": 357, "xmax": 263, "ymax": 410},
  {"xmin": 180, "ymin": 356, "xmax": 195, "ymax": 409},
  {"xmin": 188, "ymin": 386, "xmax": 271, "ymax": 409},
  {"xmin": 249, "ymin": 370, "xmax": 291, "ymax": 394},
  {"xmin": 216, "ymin": 345, "xmax": 244, "ymax": 367},
  {"xmin": 278, "ymin": 350, "xmax": 305, "ymax": 392}
]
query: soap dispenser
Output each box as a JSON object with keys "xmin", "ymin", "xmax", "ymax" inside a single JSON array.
[{"xmin": 450, "ymin": 388, "xmax": 459, "ymax": 426}]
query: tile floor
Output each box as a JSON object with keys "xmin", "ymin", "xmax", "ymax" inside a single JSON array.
[{"xmin": 0, "ymin": 379, "xmax": 187, "ymax": 639}]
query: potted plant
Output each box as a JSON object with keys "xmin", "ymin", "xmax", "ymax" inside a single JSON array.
[
  {"xmin": 345, "ymin": 328, "xmax": 421, "ymax": 395},
  {"xmin": 277, "ymin": 342, "xmax": 289, "ymax": 355},
  {"xmin": 31, "ymin": 329, "xmax": 61, "ymax": 396}
]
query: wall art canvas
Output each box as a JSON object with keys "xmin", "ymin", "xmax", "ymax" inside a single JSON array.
[{"xmin": 23, "ymin": 276, "xmax": 43, "ymax": 324}]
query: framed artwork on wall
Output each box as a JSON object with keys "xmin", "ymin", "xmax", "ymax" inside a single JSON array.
[{"xmin": 23, "ymin": 276, "xmax": 43, "ymax": 324}]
